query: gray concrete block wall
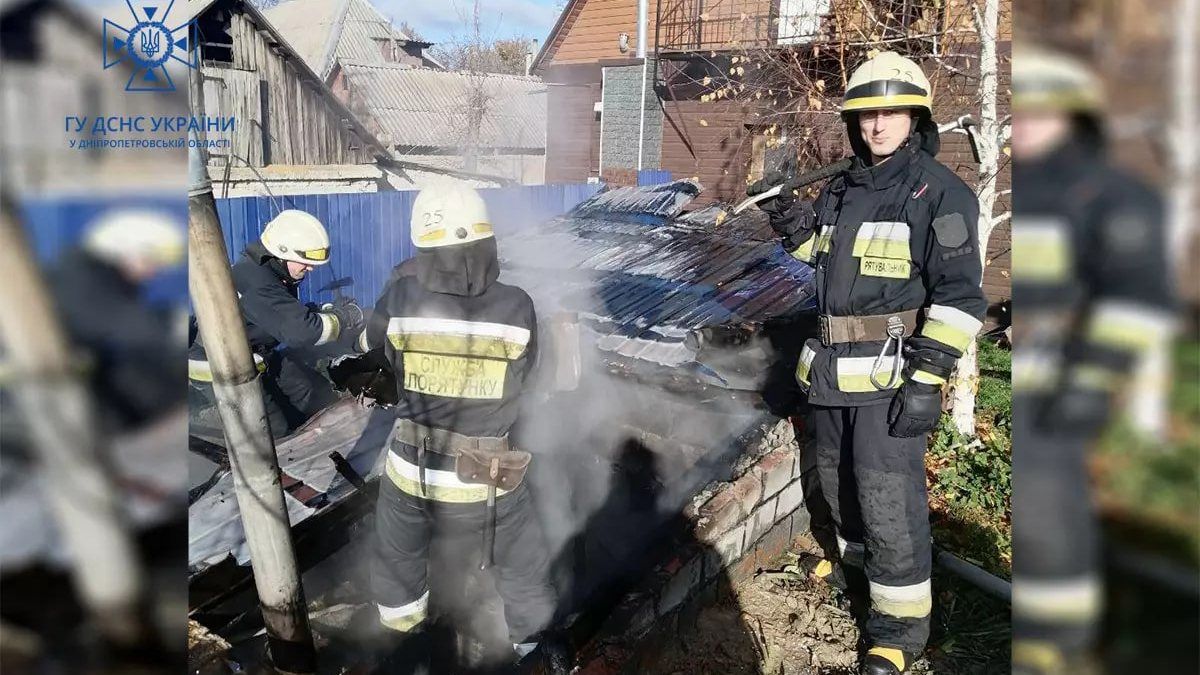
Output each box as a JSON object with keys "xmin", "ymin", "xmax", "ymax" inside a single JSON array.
[{"xmin": 600, "ymin": 59, "xmax": 663, "ymax": 170}]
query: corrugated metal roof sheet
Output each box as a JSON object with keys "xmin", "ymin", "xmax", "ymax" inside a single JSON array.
[
  {"xmin": 264, "ymin": 0, "xmax": 436, "ymax": 78},
  {"xmin": 500, "ymin": 181, "xmax": 817, "ymax": 371},
  {"xmin": 261, "ymin": 0, "xmax": 344, "ymax": 74},
  {"xmin": 339, "ymin": 62, "xmax": 547, "ymax": 151}
]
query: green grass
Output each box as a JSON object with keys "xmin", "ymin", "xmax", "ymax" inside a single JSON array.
[
  {"xmin": 1170, "ymin": 339, "xmax": 1200, "ymax": 422},
  {"xmin": 926, "ymin": 338, "xmax": 1013, "ymax": 578},
  {"xmin": 976, "ymin": 340, "xmax": 1012, "ymax": 418},
  {"xmin": 1094, "ymin": 339, "xmax": 1200, "ymax": 565}
]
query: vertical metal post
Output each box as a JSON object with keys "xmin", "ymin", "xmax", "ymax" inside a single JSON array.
[
  {"xmin": 187, "ymin": 51, "xmax": 316, "ymax": 674},
  {"xmin": 636, "ymin": 0, "xmax": 648, "ymax": 58},
  {"xmin": 0, "ymin": 195, "xmax": 151, "ymax": 648}
]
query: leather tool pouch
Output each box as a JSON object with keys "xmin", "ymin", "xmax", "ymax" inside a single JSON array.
[{"xmin": 455, "ymin": 448, "xmax": 532, "ymax": 491}]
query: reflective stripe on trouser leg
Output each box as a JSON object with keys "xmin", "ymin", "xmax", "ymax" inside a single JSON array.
[
  {"xmin": 372, "ymin": 478, "xmax": 433, "ymax": 634},
  {"xmin": 378, "ymin": 591, "xmax": 430, "ymax": 633},
  {"xmin": 1013, "ymin": 575, "xmax": 1102, "ymax": 624},
  {"xmin": 850, "ymin": 403, "xmax": 933, "ymax": 653},
  {"xmin": 1012, "ymin": 395, "xmax": 1100, "ymax": 653}
]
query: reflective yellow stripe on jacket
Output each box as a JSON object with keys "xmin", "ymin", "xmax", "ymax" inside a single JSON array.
[
  {"xmin": 188, "ymin": 353, "xmax": 266, "ymax": 382},
  {"xmin": 918, "ymin": 304, "xmax": 983, "ymax": 354},
  {"xmin": 387, "ymin": 317, "xmax": 531, "ymax": 401}
]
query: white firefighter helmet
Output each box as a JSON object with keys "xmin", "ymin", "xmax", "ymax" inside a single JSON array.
[
  {"xmin": 1012, "ymin": 47, "xmax": 1103, "ymax": 113},
  {"xmin": 842, "ymin": 51, "xmax": 933, "ymax": 116},
  {"xmin": 410, "ymin": 180, "xmax": 494, "ymax": 249},
  {"xmin": 260, "ymin": 210, "xmax": 331, "ymax": 265},
  {"xmin": 83, "ymin": 208, "xmax": 184, "ymax": 268}
]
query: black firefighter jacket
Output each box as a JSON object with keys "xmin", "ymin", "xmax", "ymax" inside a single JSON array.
[
  {"xmin": 187, "ymin": 241, "xmax": 344, "ymax": 379},
  {"xmin": 1012, "ymin": 136, "xmax": 1175, "ymax": 396},
  {"xmin": 783, "ymin": 128, "xmax": 988, "ymax": 407},
  {"xmin": 362, "ymin": 237, "xmax": 538, "ymax": 439}
]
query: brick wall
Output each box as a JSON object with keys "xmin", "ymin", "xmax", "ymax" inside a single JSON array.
[{"xmin": 571, "ymin": 418, "xmax": 811, "ymax": 672}]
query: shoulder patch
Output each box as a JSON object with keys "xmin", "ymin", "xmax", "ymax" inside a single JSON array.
[{"xmin": 932, "ymin": 212, "xmax": 970, "ymax": 248}]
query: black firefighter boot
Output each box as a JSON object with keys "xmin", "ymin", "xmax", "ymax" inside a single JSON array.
[
  {"xmin": 797, "ymin": 552, "xmax": 849, "ymax": 590},
  {"xmin": 860, "ymin": 646, "xmax": 919, "ymax": 675},
  {"xmin": 373, "ymin": 628, "xmax": 434, "ymax": 675}
]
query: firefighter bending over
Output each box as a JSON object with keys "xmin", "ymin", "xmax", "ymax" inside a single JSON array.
[{"xmin": 188, "ymin": 210, "xmax": 364, "ymax": 438}]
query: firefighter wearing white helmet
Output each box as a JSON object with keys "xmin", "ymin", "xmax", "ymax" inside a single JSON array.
[
  {"xmin": 748, "ymin": 50, "xmax": 986, "ymax": 675},
  {"xmin": 83, "ymin": 208, "xmax": 185, "ymax": 277},
  {"xmin": 361, "ymin": 180, "xmax": 557, "ymax": 669},
  {"xmin": 51, "ymin": 209, "xmax": 188, "ymax": 430},
  {"xmin": 1010, "ymin": 47, "xmax": 1175, "ymax": 675},
  {"xmin": 188, "ymin": 208, "xmax": 363, "ymax": 437},
  {"xmin": 409, "ymin": 180, "xmax": 495, "ymax": 249}
]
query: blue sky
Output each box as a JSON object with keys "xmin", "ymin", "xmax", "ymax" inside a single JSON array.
[
  {"xmin": 82, "ymin": 0, "xmax": 565, "ymax": 47},
  {"xmin": 375, "ymin": 0, "xmax": 562, "ymax": 46}
]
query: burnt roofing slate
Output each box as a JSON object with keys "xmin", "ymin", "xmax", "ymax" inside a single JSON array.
[{"xmin": 499, "ymin": 180, "xmax": 817, "ymax": 378}]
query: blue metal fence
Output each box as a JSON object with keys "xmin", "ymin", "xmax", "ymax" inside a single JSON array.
[
  {"xmin": 19, "ymin": 183, "xmax": 602, "ymax": 308},
  {"xmin": 637, "ymin": 169, "xmax": 672, "ymax": 186},
  {"xmin": 215, "ymin": 182, "xmax": 603, "ymax": 306},
  {"xmin": 20, "ymin": 194, "xmax": 188, "ymax": 305}
]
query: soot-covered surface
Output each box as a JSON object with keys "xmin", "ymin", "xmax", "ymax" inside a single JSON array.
[{"xmin": 500, "ymin": 180, "xmax": 816, "ymax": 375}]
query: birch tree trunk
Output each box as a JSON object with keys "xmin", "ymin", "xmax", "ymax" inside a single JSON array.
[
  {"xmin": 950, "ymin": 0, "xmax": 1002, "ymax": 436},
  {"xmin": 1129, "ymin": 0, "xmax": 1199, "ymax": 438}
]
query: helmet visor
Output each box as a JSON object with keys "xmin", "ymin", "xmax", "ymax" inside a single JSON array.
[{"xmin": 296, "ymin": 247, "xmax": 329, "ymax": 262}]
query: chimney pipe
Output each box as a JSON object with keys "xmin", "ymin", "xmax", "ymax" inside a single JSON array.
[{"xmin": 526, "ymin": 38, "xmax": 538, "ymax": 76}]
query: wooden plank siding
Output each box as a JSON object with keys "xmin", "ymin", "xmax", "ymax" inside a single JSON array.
[
  {"xmin": 544, "ymin": 63, "xmax": 604, "ymax": 182},
  {"xmin": 657, "ymin": 99, "xmax": 752, "ymax": 205},
  {"xmin": 214, "ymin": 11, "xmax": 376, "ymax": 168}
]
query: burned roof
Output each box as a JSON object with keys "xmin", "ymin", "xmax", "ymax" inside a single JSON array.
[{"xmin": 499, "ymin": 180, "xmax": 816, "ymax": 385}]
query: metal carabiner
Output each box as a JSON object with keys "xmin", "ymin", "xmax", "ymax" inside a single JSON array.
[{"xmin": 870, "ymin": 316, "xmax": 907, "ymax": 390}]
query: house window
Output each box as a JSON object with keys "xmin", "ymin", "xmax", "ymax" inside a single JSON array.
[{"xmin": 777, "ymin": 0, "xmax": 831, "ymax": 45}]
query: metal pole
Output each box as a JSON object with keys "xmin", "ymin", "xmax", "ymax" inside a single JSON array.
[
  {"xmin": 0, "ymin": 194, "xmax": 151, "ymax": 648},
  {"xmin": 636, "ymin": 0, "xmax": 649, "ymax": 173},
  {"xmin": 188, "ymin": 54, "xmax": 316, "ymax": 675},
  {"xmin": 636, "ymin": 0, "xmax": 648, "ymax": 59}
]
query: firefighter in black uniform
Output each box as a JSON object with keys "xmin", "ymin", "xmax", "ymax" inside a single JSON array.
[
  {"xmin": 188, "ymin": 209, "xmax": 364, "ymax": 437},
  {"xmin": 366, "ymin": 181, "xmax": 556, "ymax": 669},
  {"xmin": 749, "ymin": 52, "xmax": 987, "ymax": 674},
  {"xmin": 51, "ymin": 209, "xmax": 187, "ymax": 432},
  {"xmin": 1009, "ymin": 48, "xmax": 1175, "ymax": 674}
]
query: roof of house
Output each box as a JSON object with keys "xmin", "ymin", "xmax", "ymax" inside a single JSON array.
[
  {"xmin": 530, "ymin": 0, "xmax": 583, "ymax": 73},
  {"xmin": 263, "ymin": 0, "xmax": 438, "ymax": 80},
  {"xmin": 338, "ymin": 61, "xmax": 547, "ymax": 152},
  {"xmin": 185, "ymin": 0, "xmax": 392, "ymax": 157}
]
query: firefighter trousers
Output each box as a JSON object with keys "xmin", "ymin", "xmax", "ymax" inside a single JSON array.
[
  {"xmin": 371, "ymin": 473, "xmax": 556, "ymax": 644},
  {"xmin": 1011, "ymin": 394, "xmax": 1099, "ymax": 655},
  {"xmin": 809, "ymin": 402, "xmax": 933, "ymax": 654}
]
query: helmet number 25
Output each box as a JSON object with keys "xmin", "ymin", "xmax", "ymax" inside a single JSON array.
[{"xmin": 423, "ymin": 209, "xmax": 444, "ymax": 226}]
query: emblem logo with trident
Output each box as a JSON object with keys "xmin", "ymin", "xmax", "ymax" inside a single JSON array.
[{"xmin": 103, "ymin": 0, "xmax": 196, "ymax": 92}]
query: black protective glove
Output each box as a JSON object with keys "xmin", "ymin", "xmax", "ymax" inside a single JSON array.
[
  {"xmin": 888, "ymin": 381, "xmax": 943, "ymax": 438},
  {"xmin": 746, "ymin": 155, "xmax": 798, "ymax": 218},
  {"xmin": 327, "ymin": 347, "xmax": 397, "ymax": 405},
  {"xmin": 322, "ymin": 298, "xmax": 365, "ymax": 333},
  {"xmin": 1037, "ymin": 385, "xmax": 1111, "ymax": 437}
]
